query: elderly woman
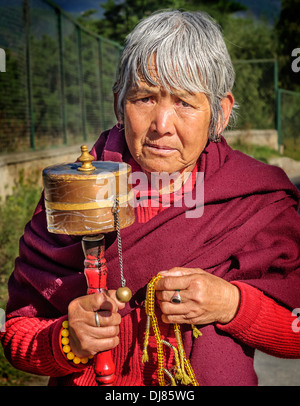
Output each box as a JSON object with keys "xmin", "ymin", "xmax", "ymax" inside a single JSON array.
[{"xmin": 1, "ymin": 10, "xmax": 300, "ymax": 386}]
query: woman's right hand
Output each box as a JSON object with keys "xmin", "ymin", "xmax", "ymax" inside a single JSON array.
[{"xmin": 67, "ymin": 291, "xmax": 124, "ymax": 358}]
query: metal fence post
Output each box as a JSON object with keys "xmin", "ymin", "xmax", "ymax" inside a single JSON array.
[
  {"xmin": 57, "ymin": 8, "xmax": 67, "ymax": 145},
  {"xmin": 23, "ymin": 0, "xmax": 35, "ymax": 150},
  {"xmin": 77, "ymin": 26, "xmax": 87, "ymax": 141},
  {"xmin": 273, "ymin": 60, "xmax": 280, "ymax": 151},
  {"xmin": 98, "ymin": 37, "xmax": 105, "ymax": 132},
  {"xmin": 276, "ymin": 88, "xmax": 282, "ymax": 152}
]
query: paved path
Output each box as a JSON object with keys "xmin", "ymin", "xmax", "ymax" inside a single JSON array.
[{"xmin": 255, "ymin": 351, "xmax": 300, "ymax": 386}]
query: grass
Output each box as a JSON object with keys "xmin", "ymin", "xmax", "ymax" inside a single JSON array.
[
  {"xmin": 230, "ymin": 141, "xmax": 282, "ymax": 163},
  {"xmin": 0, "ymin": 170, "xmax": 44, "ymax": 386}
]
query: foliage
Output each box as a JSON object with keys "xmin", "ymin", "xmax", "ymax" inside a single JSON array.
[
  {"xmin": 78, "ymin": 0, "xmax": 246, "ymax": 44},
  {"xmin": 0, "ymin": 171, "xmax": 42, "ymax": 305},
  {"xmin": 0, "ymin": 173, "xmax": 44, "ymax": 386},
  {"xmin": 230, "ymin": 140, "xmax": 281, "ymax": 163}
]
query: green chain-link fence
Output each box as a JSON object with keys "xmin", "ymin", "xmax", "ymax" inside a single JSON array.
[
  {"xmin": 233, "ymin": 59, "xmax": 277, "ymax": 131},
  {"xmin": 276, "ymin": 89, "xmax": 300, "ymax": 160},
  {"xmin": 0, "ymin": 0, "xmax": 121, "ymax": 154},
  {"xmin": 0, "ymin": 0, "xmax": 299, "ymax": 159}
]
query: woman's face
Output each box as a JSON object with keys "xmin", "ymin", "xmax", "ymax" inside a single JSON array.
[{"xmin": 122, "ymin": 80, "xmax": 212, "ymax": 176}]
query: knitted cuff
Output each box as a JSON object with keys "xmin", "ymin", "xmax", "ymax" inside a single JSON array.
[{"xmin": 216, "ymin": 281, "xmax": 263, "ymax": 337}]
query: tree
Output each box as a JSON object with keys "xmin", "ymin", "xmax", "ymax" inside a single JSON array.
[{"xmin": 78, "ymin": 0, "xmax": 246, "ymax": 44}]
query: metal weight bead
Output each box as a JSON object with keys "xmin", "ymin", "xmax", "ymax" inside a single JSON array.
[{"xmin": 116, "ymin": 286, "xmax": 132, "ymax": 303}]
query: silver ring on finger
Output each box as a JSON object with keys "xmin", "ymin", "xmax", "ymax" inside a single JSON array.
[
  {"xmin": 171, "ymin": 290, "xmax": 182, "ymax": 304},
  {"xmin": 95, "ymin": 311, "xmax": 101, "ymax": 327}
]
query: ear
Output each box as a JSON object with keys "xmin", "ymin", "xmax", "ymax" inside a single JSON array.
[{"xmin": 219, "ymin": 92, "xmax": 234, "ymax": 133}]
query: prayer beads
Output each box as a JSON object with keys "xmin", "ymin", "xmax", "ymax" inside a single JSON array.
[
  {"xmin": 60, "ymin": 320, "xmax": 93, "ymax": 365},
  {"xmin": 143, "ymin": 275, "xmax": 200, "ymax": 386}
]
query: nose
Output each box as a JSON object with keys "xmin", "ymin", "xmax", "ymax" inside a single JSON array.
[{"xmin": 150, "ymin": 105, "xmax": 176, "ymax": 136}]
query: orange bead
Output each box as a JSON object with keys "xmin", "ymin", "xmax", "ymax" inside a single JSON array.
[
  {"xmin": 73, "ymin": 356, "xmax": 81, "ymax": 364},
  {"xmin": 67, "ymin": 352, "xmax": 75, "ymax": 360},
  {"xmin": 62, "ymin": 320, "xmax": 69, "ymax": 329},
  {"xmin": 61, "ymin": 337, "xmax": 69, "ymax": 346},
  {"xmin": 63, "ymin": 345, "xmax": 71, "ymax": 353},
  {"xmin": 61, "ymin": 328, "xmax": 69, "ymax": 338}
]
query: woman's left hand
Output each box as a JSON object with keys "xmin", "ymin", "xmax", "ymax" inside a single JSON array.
[{"xmin": 155, "ymin": 268, "xmax": 240, "ymax": 325}]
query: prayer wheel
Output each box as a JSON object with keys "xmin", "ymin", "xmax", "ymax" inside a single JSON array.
[
  {"xmin": 43, "ymin": 145, "xmax": 135, "ymax": 235},
  {"xmin": 42, "ymin": 145, "xmax": 135, "ymax": 385}
]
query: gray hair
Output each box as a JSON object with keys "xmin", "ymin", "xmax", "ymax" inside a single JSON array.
[{"xmin": 113, "ymin": 10, "xmax": 237, "ymax": 141}]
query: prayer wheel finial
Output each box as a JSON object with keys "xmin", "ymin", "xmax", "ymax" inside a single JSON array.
[{"xmin": 77, "ymin": 145, "xmax": 96, "ymax": 172}]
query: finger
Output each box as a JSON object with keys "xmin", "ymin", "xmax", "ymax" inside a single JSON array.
[
  {"xmin": 155, "ymin": 274, "xmax": 190, "ymax": 292},
  {"xmin": 90, "ymin": 323, "xmax": 120, "ymax": 340},
  {"xmin": 90, "ymin": 335, "xmax": 120, "ymax": 354},
  {"xmin": 156, "ymin": 290, "xmax": 185, "ymax": 303},
  {"xmin": 90, "ymin": 309, "xmax": 121, "ymax": 329},
  {"xmin": 160, "ymin": 302, "xmax": 187, "ymax": 316},
  {"xmin": 161, "ymin": 313, "xmax": 197, "ymax": 325},
  {"xmin": 159, "ymin": 267, "xmax": 207, "ymax": 278},
  {"xmin": 70, "ymin": 328, "xmax": 120, "ymax": 357},
  {"xmin": 95, "ymin": 292, "xmax": 119, "ymax": 313},
  {"xmin": 108, "ymin": 290, "xmax": 126, "ymax": 311},
  {"xmin": 69, "ymin": 292, "xmax": 116, "ymax": 314}
]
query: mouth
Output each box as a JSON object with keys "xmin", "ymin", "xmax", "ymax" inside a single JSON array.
[{"xmin": 144, "ymin": 143, "xmax": 177, "ymax": 154}]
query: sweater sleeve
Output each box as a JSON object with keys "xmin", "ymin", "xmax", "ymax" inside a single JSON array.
[
  {"xmin": 1, "ymin": 315, "xmax": 88, "ymax": 377},
  {"xmin": 216, "ymin": 281, "xmax": 300, "ymax": 359}
]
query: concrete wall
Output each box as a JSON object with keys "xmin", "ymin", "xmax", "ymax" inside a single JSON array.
[
  {"xmin": 225, "ymin": 129, "xmax": 278, "ymax": 151},
  {"xmin": 0, "ymin": 129, "xmax": 279, "ymax": 201},
  {"xmin": 0, "ymin": 143, "xmax": 93, "ymax": 200}
]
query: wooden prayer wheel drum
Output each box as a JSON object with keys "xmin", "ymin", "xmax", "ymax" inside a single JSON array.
[{"xmin": 42, "ymin": 145, "xmax": 135, "ymax": 235}]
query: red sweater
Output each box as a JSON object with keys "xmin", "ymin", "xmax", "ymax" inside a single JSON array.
[
  {"xmin": 2, "ymin": 281, "xmax": 300, "ymax": 386},
  {"xmin": 1, "ymin": 162, "xmax": 300, "ymax": 385}
]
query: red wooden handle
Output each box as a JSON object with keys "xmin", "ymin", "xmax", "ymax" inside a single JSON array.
[{"xmin": 82, "ymin": 235, "xmax": 116, "ymax": 386}]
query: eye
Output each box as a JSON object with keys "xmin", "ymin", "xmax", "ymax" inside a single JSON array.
[
  {"xmin": 179, "ymin": 100, "xmax": 192, "ymax": 108},
  {"xmin": 175, "ymin": 99, "xmax": 192, "ymax": 108},
  {"xmin": 140, "ymin": 97, "xmax": 151, "ymax": 103}
]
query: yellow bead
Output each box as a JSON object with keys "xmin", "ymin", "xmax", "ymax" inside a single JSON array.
[
  {"xmin": 88, "ymin": 355, "xmax": 94, "ymax": 359},
  {"xmin": 63, "ymin": 345, "xmax": 71, "ymax": 353},
  {"xmin": 61, "ymin": 328, "xmax": 69, "ymax": 337},
  {"xmin": 81, "ymin": 357, "xmax": 89, "ymax": 364},
  {"xmin": 61, "ymin": 337, "xmax": 69, "ymax": 345},
  {"xmin": 73, "ymin": 356, "xmax": 81, "ymax": 364},
  {"xmin": 62, "ymin": 320, "xmax": 69, "ymax": 329},
  {"xmin": 67, "ymin": 352, "xmax": 75, "ymax": 360}
]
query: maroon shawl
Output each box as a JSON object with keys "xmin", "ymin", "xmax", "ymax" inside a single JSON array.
[{"xmin": 6, "ymin": 126, "xmax": 300, "ymax": 385}]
